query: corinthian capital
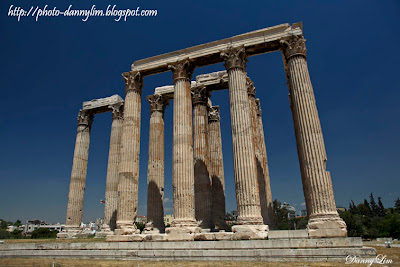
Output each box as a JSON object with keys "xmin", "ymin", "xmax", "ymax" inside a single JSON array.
[
  {"xmin": 192, "ymin": 86, "xmax": 209, "ymax": 106},
  {"xmin": 246, "ymin": 77, "xmax": 256, "ymax": 97},
  {"xmin": 220, "ymin": 46, "xmax": 248, "ymax": 71},
  {"xmin": 146, "ymin": 94, "xmax": 169, "ymax": 114},
  {"xmin": 77, "ymin": 110, "xmax": 94, "ymax": 127},
  {"xmin": 110, "ymin": 103, "xmax": 124, "ymax": 120},
  {"xmin": 168, "ymin": 59, "xmax": 194, "ymax": 83},
  {"xmin": 122, "ymin": 71, "xmax": 143, "ymax": 95},
  {"xmin": 280, "ymin": 35, "xmax": 307, "ymax": 61},
  {"xmin": 208, "ymin": 106, "xmax": 220, "ymax": 122}
]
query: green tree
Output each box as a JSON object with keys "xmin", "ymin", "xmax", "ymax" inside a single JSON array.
[
  {"xmin": 369, "ymin": 193, "xmax": 380, "ymax": 217},
  {"xmin": 31, "ymin": 228, "xmax": 58, "ymax": 239},
  {"xmin": 377, "ymin": 197, "xmax": 386, "ymax": 217},
  {"xmin": 0, "ymin": 229, "xmax": 11, "ymax": 239},
  {"xmin": 10, "ymin": 229, "xmax": 23, "ymax": 239},
  {"xmin": 272, "ymin": 199, "xmax": 289, "ymax": 230},
  {"xmin": 13, "ymin": 220, "xmax": 22, "ymax": 227}
]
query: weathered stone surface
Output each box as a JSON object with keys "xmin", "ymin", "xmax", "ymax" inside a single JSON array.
[
  {"xmin": 145, "ymin": 94, "xmax": 168, "ymax": 233},
  {"xmin": 192, "ymin": 86, "xmax": 213, "ymax": 229},
  {"xmin": 61, "ymin": 110, "xmax": 93, "ymax": 238},
  {"xmin": 167, "ymin": 59, "xmax": 199, "ymax": 233},
  {"xmin": 280, "ymin": 35, "xmax": 347, "ymax": 238},
  {"xmin": 268, "ymin": 230, "xmax": 308, "ymax": 239},
  {"xmin": 208, "ymin": 106, "xmax": 228, "ymax": 230},
  {"xmin": 131, "ymin": 23, "xmax": 303, "ymax": 76},
  {"xmin": 232, "ymin": 225, "xmax": 269, "ymax": 240},
  {"xmin": 115, "ymin": 71, "xmax": 143, "ymax": 234},
  {"xmin": 97, "ymin": 103, "xmax": 123, "ymax": 237},
  {"xmin": 1, "ymin": 238, "xmax": 376, "ymax": 261},
  {"xmin": 82, "ymin": 94, "xmax": 123, "ymax": 114},
  {"xmin": 221, "ymin": 46, "xmax": 264, "ymax": 228}
]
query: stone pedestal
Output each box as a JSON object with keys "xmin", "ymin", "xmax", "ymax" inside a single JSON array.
[
  {"xmin": 208, "ymin": 106, "xmax": 228, "ymax": 231},
  {"xmin": 192, "ymin": 86, "xmax": 213, "ymax": 229},
  {"xmin": 96, "ymin": 103, "xmax": 123, "ymax": 238},
  {"xmin": 58, "ymin": 110, "xmax": 93, "ymax": 238},
  {"xmin": 144, "ymin": 94, "xmax": 168, "ymax": 234},
  {"xmin": 167, "ymin": 59, "xmax": 200, "ymax": 237},
  {"xmin": 221, "ymin": 46, "xmax": 267, "ymax": 239},
  {"xmin": 114, "ymin": 71, "xmax": 143, "ymax": 236},
  {"xmin": 280, "ymin": 35, "xmax": 346, "ymax": 238}
]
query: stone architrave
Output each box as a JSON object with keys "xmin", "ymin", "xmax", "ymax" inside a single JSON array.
[
  {"xmin": 208, "ymin": 106, "xmax": 228, "ymax": 230},
  {"xmin": 97, "ymin": 103, "xmax": 124, "ymax": 237},
  {"xmin": 144, "ymin": 94, "xmax": 169, "ymax": 234},
  {"xmin": 246, "ymin": 78, "xmax": 275, "ymax": 228},
  {"xmin": 221, "ymin": 46, "xmax": 268, "ymax": 239},
  {"xmin": 280, "ymin": 35, "xmax": 347, "ymax": 238},
  {"xmin": 59, "ymin": 110, "xmax": 93, "ymax": 238},
  {"xmin": 192, "ymin": 86, "xmax": 213, "ymax": 229},
  {"xmin": 114, "ymin": 71, "xmax": 143, "ymax": 235},
  {"xmin": 166, "ymin": 59, "xmax": 200, "ymax": 239}
]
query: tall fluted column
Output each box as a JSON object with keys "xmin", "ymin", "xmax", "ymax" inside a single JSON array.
[
  {"xmin": 145, "ymin": 94, "xmax": 169, "ymax": 234},
  {"xmin": 167, "ymin": 59, "xmax": 199, "ymax": 236},
  {"xmin": 208, "ymin": 106, "xmax": 228, "ymax": 230},
  {"xmin": 65, "ymin": 110, "xmax": 93, "ymax": 229},
  {"xmin": 192, "ymin": 86, "xmax": 213, "ymax": 229},
  {"xmin": 254, "ymin": 99, "xmax": 275, "ymax": 228},
  {"xmin": 100, "ymin": 103, "xmax": 123, "ymax": 234},
  {"xmin": 246, "ymin": 78, "xmax": 274, "ymax": 228},
  {"xmin": 221, "ymin": 46, "xmax": 267, "ymax": 239},
  {"xmin": 280, "ymin": 35, "xmax": 347, "ymax": 238},
  {"xmin": 115, "ymin": 71, "xmax": 143, "ymax": 235}
]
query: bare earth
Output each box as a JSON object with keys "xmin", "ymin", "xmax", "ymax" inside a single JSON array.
[{"xmin": 0, "ymin": 242, "xmax": 399, "ymax": 266}]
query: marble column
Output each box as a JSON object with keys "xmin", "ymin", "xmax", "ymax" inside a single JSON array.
[
  {"xmin": 98, "ymin": 103, "xmax": 123, "ymax": 236},
  {"xmin": 192, "ymin": 86, "xmax": 213, "ymax": 229},
  {"xmin": 221, "ymin": 46, "xmax": 267, "ymax": 238},
  {"xmin": 115, "ymin": 71, "xmax": 143, "ymax": 235},
  {"xmin": 167, "ymin": 59, "xmax": 200, "ymax": 237},
  {"xmin": 64, "ymin": 110, "xmax": 93, "ymax": 230},
  {"xmin": 280, "ymin": 35, "xmax": 347, "ymax": 238},
  {"xmin": 254, "ymin": 99, "xmax": 275, "ymax": 228},
  {"xmin": 208, "ymin": 106, "xmax": 228, "ymax": 230},
  {"xmin": 145, "ymin": 94, "xmax": 168, "ymax": 234},
  {"xmin": 246, "ymin": 79, "xmax": 274, "ymax": 228}
]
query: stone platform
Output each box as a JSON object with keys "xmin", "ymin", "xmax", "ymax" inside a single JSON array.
[{"xmin": 0, "ymin": 237, "xmax": 376, "ymax": 261}]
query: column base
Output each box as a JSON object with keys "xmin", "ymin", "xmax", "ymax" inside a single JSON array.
[
  {"xmin": 143, "ymin": 222, "xmax": 165, "ymax": 234},
  {"xmin": 95, "ymin": 224, "xmax": 114, "ymax": 238},
  {"xmin": 57, "ymin": 227, "xmax": 90, "ymax": 239},
  {"xmin": 165, "ymin": 220, "xmax": 201, "ymax": 241},
  {"xmin": 237, "ymin": 215, "xmax": 264, "ymax": 225},
  {"xmin": 232, "ymin": 224, "xmax": 269, "ymax": 240},
  {"xmin": 114, "ymin": 222, "xmax": 140, "ymax": 235},
  {"xmin": 307, "ymin": 213, "xmax": 347, "ymax": 238}
]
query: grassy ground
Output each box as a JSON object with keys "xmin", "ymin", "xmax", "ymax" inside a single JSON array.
[{"xmin": 0, "ymin": 245, "xmax": 398, "ymax": 266}]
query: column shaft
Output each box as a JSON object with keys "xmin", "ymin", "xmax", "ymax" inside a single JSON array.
[
  {"xmin": 65, "ymin": 110, "xmax": 93, "ymax": 228},
  {"xmin": 193, "ymin": 87, "xmax": 213, "ymax": 229},
  {"xmin": 115, "ymin": 71, "xmax": 143, "ymax": 234},
  {"xmin": 208, "ymin": 106, "xmax": 228, "ymax": 230},
  {"xmin": 280, "ymin": 36, "xmax": 346, "ymax": 237},
  {"xmin": 103, "ymin": 104, "xmax": 123, "ymax": 231},
  {"xmin": 145, "ymin": 95, "xmax": 168, "ymax": 233},
  {"xmin": 169, "ymin": 59, "xmax": 197, "ymax": 227},
  {"xmin": 221, "ymin": 47, "xmax": 263, "ymax": 225}
]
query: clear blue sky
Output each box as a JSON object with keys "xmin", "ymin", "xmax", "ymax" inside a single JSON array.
[{"xmin": 1, "ymin": 0, "xmax": 399, "ymax": 224}]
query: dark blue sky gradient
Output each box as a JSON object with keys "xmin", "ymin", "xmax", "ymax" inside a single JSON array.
[{"xmin": 1, "ymin": 0, "xmax": 399, "ymax": 223}]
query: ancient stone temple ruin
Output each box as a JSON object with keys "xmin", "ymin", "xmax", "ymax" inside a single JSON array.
[{"xmin": 59, "ymin": 22, "xmax": 348, "ymax": 242}]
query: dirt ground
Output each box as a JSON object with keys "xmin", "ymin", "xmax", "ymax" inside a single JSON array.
[{"xmin": 0, "ymin": 245, "xmax": 398, "ymax": 267}]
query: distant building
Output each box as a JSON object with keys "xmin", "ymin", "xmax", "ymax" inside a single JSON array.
[
  {"xmin": 282, "ymin": 202, "xmax": 296, "ymax": 219},
  {"xmin": 300, "ymin": 209, "xmax": 307, "ymax": 217},
  {"xmin": 25, "ymin": 220, "xmax": 64, "ymax": 233},
  {"xmin": 7, "ymin": 225, "xmax": 24, "ymax": 232},
  {"xmin": 164, "ymin": 214, "xmax": 173, "ymax": 225},
  {"xmin": 135, "ymin": 215, "xmax": 147, "ymax": 224}
]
